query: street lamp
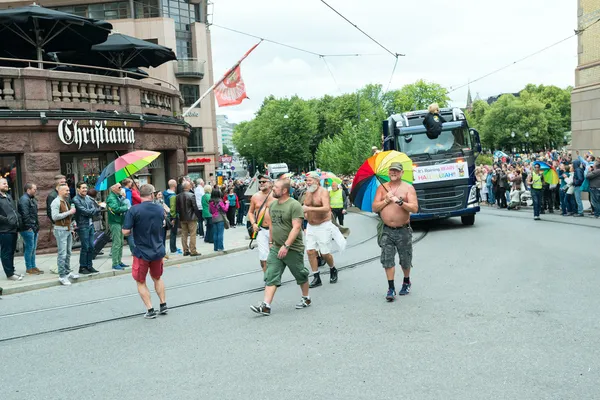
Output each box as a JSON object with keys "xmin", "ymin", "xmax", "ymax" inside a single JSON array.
[
  {"xmin": 283, "ymin": 114, "xmax": 289, "ymax": 119},
  {"xmin": 525, "ymin": 132, "xmax": 530, "ymax": 153}
]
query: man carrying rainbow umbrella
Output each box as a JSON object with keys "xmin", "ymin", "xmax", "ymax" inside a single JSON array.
[{"xmin": 350, "ymin": 151, "xmax": 419, "ymax": 302}]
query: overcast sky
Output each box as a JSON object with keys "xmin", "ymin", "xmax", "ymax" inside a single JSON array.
[{"xmin": 210, "ymin": 0, "xmax": 578, "ymax": 123}]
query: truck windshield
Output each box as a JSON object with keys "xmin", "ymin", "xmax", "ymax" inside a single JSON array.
[{"xmin": 397, "ymin": 123, "xmax": 471, "ymax": 157}]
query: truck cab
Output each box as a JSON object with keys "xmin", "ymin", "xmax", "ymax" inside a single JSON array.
[{"xmin": 382, "ymin": 107, "xmax": 482, "ymax": 225}]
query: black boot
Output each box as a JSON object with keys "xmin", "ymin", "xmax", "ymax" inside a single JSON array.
[
  {"xmin": 309, "ymin": 274, "xmax": 322, "ymax": 288},
  {"xmin": 329, "ymin": 267, "xmax": 338, "ymax": 284}
]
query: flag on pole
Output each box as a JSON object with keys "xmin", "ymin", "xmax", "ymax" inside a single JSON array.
[
  {"xmin": 215, "ymin": 66, "xmax": 248, "ymax": 107},
  {"xmin": 182, "ymin": 41, "xmax": 261, "ymax": 116}
]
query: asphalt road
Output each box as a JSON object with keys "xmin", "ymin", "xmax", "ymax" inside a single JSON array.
[{"xmin": 1, "ymin": 210, "xmax": 598, "ymax": 400}]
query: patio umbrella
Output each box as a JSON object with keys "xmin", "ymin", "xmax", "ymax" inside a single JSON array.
[
  {"xmin": 95, "ymin": 150, "xmax": 161, "ymax": 191},
  {"xmin": 350, "ymin": 151, "xmax": 413, "ymax": 212},
  {"xmin": 0, "ymin": 4, "xmax": 112, "ymax": 68},
  {"xmin": 55, "ymin": 33, "xmax": 177, "ymax": 74}
]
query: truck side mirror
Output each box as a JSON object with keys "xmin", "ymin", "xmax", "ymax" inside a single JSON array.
[{"xmin": 469, "ymin": 128, "xmax": 482, "ymax": 153}]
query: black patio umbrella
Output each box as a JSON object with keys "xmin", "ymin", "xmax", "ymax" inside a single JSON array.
[
  {"xmin": 55, "ymin": 33, "xmax": 177, "ymax": 74},
  {"xmin": 0, "ymin": 4, "xmax": 112, "ymax": 69},
  {"xmin": 50, "ymin": 65, "xmax": 149, "ymax": 79}
]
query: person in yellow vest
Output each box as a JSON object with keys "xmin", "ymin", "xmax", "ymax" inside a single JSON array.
[
  {"xmin": 329, "ymin": 182, "xmax": 347, "ymax": 225},
  {"xmin": 527, "ymin": 163, "xmax": 545, "ymax": 220}
]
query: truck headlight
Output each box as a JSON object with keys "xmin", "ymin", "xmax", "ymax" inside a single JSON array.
[{"xmin": 468, "ymin": 186, "xmax": 478, "ymax": 204}]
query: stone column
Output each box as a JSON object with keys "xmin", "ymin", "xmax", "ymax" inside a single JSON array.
[{"xmin": 24, "ymin": 152, "xmax": 61, "ymax": 249}]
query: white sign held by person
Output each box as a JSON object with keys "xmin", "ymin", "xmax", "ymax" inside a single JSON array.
[
  {"xmin": 58, "ymin": 119, "xmax": 135, "ymax": 149},
  {"xmin": 413, "ymin": 161, "xmax": 468, "ymax": 184}
]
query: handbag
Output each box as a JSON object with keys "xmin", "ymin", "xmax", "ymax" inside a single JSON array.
[{"xmin": 220, "ymin": 208, "xmax": 230, "ymax": 230}]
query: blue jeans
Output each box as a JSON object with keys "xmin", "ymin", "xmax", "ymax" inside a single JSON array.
[
  {"xmin": 20, "ymin": 230, "xmax": 38, "ymax": 270},
  {"xmin": 590, "ymin": 188, "xmax": 600, "ymax": 217},
  {"xmin": 531, "ymin": 188, "xmax": 543, "ymax": 217},
  {"xmin": 574, "ymin": 186, "xmax": 584, "ymax": 214},
  {"xmin": 559, "ymin": 189, "xmax": 568, "ymax": 215},
  {"xmin": 486, "ymin": 185, "xmax": 495, "ymax": 204},
  {"xmin": 169, "ymin": 216, "xmax": 179, "ymax": 253},
  {"xmin": 213, "ymin": 221, "xmax": 224, "ymax": 251},
  {"xmin": 53, "ymin": 228, "xmax": 73, "ymax": 278},
  {"xmin": 0, "ymin": 232, "xmax": 17, "ymax": 277},
  {"xmin": 78, "ymin": 225, "xmax": 95, "ymax": 269},
  {"xmin": 204, "ymin": 216, "xmax": 213, "ymax": 243}
]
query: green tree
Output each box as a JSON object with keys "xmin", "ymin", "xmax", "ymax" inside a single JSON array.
[
  {"xmin": 221, "ymin": 143, "xmax": 232, "ymax": 156},
  {"xmin": 384, "ymin": 80, "xmax": 450, "ymax": 115}
]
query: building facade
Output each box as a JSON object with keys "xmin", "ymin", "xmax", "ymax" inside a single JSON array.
[
  {"xmin": 217, "ymin": 114, "xmax": 236, "ymax": 154},
  {"xmin": 2, "ymin": 0, "xmax": 219, "ymax": 183},
  {"xmin": 572, "ymin": 0, "xmax": 600, "ymax": 154}
]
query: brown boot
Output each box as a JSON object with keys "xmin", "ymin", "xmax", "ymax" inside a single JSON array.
[{"xmin": 32, "ymin": 267, "xmax": 44, "ymax": 274}]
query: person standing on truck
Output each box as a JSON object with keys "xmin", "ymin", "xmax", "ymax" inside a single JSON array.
[
  {"xmin": 247, "ymin": 175, "xmax": 275, "ymax": 275},
  {"xmin": 422, "ymin": 103, "xmax": 446, "ymax": 139},
  {"xmin": 371, "ymin": 162, "xmax": 419, "ymax": 302},
  {"xmin": 304, "ymin": 171, "xmax": 339, "ymax": 288}
]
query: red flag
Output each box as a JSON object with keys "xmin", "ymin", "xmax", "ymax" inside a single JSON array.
[{"xmin": 215, "ymin": 66, "xmax": 248, "ymax": 107}]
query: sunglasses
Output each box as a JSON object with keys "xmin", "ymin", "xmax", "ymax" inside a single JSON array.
[{"xmin": 259, "ymin": 180, "xmax": 269, "ymax": 184}]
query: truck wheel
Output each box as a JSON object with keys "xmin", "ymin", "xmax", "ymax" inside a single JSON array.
[{"xmin": 461, "ymin": 215, "xmax": 475, "ymax": 226}]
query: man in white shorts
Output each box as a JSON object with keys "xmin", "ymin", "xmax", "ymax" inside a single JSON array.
[
  {"xmin": 247, "ymin": 175, "xmax": 275, "ymax": 276},
  {"xmin": 303, "ymin": 172, "xmax": 338, "ymax": 288}
]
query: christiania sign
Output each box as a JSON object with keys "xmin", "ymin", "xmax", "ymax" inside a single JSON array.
[{"xmin": 58, "ymin": 119, "xmax": 135, "ymax": 149}]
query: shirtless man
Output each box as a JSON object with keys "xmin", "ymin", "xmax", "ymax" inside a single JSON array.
[
  {"xmin": 372, "ymin": 162, "xmax": 419, "ymax": 302},
  {"xmin": 247, "ymin": 175, "xmax": 276, "ymax": 274},
  {"xmin": 303, "ymin": 171, "xmax": 338, "ymax": 287}
]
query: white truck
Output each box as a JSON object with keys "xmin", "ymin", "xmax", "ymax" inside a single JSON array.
[{"xmin": 267, "ymin": 163, "xmax": 289, "ymax": 179}]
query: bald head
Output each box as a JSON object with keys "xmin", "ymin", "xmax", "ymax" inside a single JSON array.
[
  {"xmin": 182, "ymin": 181, "xmax": 191, "ymax": 190},
  {"xmin": 168, "ymin": 179, "xmax": 177, "ymax": 190}
]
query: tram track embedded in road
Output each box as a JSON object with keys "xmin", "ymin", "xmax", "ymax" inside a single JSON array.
[{"xmin": 0, "ymin": 228, "xmax": 428, "ymax": 344}]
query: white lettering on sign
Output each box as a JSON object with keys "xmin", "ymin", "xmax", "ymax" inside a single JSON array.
[
  {"xmin": 413, "ymin": 162, "xmax": 468, "ymax": 184},
  {"xmin": 58, "ymin": 119, "xmax": 135, "ymax": 149}
]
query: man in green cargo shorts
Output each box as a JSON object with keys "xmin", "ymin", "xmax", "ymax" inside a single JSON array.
[{"xmin": 251, "ymin": 179, "xmax": 311, "ymax": 316}]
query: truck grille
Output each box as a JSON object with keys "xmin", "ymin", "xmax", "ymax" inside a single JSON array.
[{"xmin": 416, "ymin": 186, "xmax": 468, "ymax": 213}]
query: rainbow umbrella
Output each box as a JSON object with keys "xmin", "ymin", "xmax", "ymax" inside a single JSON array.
[
  {"xmin": 533, "ymin": 161, "xmax": 559, "ymax": 186},
  {"xmin": 320, "ymin": 171, "xmax": 342, "ymax": 185},
  {"xmin": 95, "ymin": 150, "xmax": 161, "ymax": 191},
  {"xmin": 350, "ymin": 150, "xmax": 413, "ymax": 212}
]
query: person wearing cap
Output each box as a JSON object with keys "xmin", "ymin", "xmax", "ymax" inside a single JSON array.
[
  {"xmin": 247, "ymin": 175, "xmax": 276, "ymax": 276},
  {"xmin": 303, "ymin": 171, "xmax": 340, "ymax": 287},
  {"xmin": 372, "ymin": 162, "xmax": 418, "ymax": 301}
]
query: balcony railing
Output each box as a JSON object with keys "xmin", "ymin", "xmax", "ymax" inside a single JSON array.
[
  {"xmin": 0, "ymin": 66, "xmax": 184, "ymax": 117},
  {"xmin": 187, "ymin": 146, "xmax": 204, "ymax": 152},
  {"xmin": 175, "ymin": 59, "xmax": 206, "ymax": 79}
]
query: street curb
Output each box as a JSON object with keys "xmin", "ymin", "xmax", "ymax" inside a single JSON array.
[{"xmin": 2, "ymin": 244, "xmax": 251, "ymax": 296}]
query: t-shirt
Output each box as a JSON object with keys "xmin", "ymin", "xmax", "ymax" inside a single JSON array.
[
  {"xmin": 123, "ymin": 201, "xmax": 166, "ymax": 261},
  {"xmin": 269, "ymin": 197, "xmax": 304, "ymax": 252}
]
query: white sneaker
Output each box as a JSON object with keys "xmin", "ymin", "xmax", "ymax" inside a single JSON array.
[
  {"xmin": 7, "ymin": 274, "xmax": 23, "ymax": 281},
  {"xmin": 68, "ymin": 272, "xmax": 79, "ymax": 280},
  {"xmin": 59, "ymin": 277, "xmax": 71, "ymax": 286}
]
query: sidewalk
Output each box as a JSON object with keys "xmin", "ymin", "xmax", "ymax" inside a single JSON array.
[{"xmin": 1, "ymin": 226, "xmax": 251, "ymax": 295}]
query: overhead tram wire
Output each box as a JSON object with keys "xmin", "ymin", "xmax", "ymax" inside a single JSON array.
[
  {"xmin": 321, "ymin": 56, "xmax": 342, "ymax": 94},
  {"xmin": 448, "ymin": 17, "xmax": 600, "ymax": 94},
  {"xmin": 319, "ymin": 0, "xmax": 404, "ymax": 60},
  {"xmin": 385, "ymin": 55, "xmax": 399, "ymax": 93},
  {"xmin": 211, "ymin": 24, "xmax": 385, "ymax": 58}
]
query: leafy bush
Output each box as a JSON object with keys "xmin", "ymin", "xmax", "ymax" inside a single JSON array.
[{"xmin": 475, "ymin": 154, "xmax": 493, "ymax": 166}]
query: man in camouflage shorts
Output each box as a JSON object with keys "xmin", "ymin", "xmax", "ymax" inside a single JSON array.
[{"xmin": 371, "ymin": 162, "xmax": 419, "ymax": 301}]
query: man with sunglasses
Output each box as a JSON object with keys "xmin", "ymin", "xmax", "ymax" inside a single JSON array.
[{"xmin": 247, "ymin": 175, "xmax": 275, "ymax": 275}]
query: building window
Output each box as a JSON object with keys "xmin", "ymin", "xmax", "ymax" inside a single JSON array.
[
  {"xmin": 0, "ymin": 155, "xmax": 21, "ymax": 202},
  {"xmin": 176, "ymin": 38, "xmax": 193, "ymax": 59},
  {"xmin": 57, "ymin": 2, "xmax": 131, "ymax": 20},
  {"xmin": 135, "ymin": 0, "xmax": 160, "ymax": 18},
  {"xmin": 188, "ymin": 128, "xmax": 204, "ymax": 152},
  {"xmin": 180, "ymin": 84, "xmax": 200, "ymax": 107}
]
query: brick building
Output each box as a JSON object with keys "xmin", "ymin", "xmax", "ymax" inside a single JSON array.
[{"xmin": 572, "ymin": 0, "xmax": 600, "ymax": 154}]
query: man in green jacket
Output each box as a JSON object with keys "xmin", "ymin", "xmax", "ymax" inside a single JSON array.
[
  {"xmin": 201, "ymin": 185, "xmax": 213, "ymax": 244},
  {"xmin": 107, "ymin": 182, "xmax": 129, "ymax": 270}
]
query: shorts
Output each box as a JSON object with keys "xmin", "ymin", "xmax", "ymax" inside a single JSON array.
[
  {"xmin": 264, "ymin": 247, "xmax": 309, "ymax": 287},
  {"xmin": 257, "ymin": 229, "xmax": 270, "ymax": 261},
  {"xmin": 132, "ymin": 256, "xmax": 164, "ymax": 283},
  {"xmin": 305, "ymin": 221, "xmax": 335, "ymax": 254},
  {"xmin": 378, "ymin": 225, "xmax": 413, "ymax": 270}
]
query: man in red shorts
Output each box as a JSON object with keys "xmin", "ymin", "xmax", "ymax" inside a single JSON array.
[{"xmin": 122, "ymin": 183, "xmax": 168, "ymax": 319}]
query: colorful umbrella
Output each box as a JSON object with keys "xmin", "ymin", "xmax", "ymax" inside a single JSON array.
[
  {"xmin": 350, "ymin": 150, "xmax": 413, "ymax": 212},
  {"xmin": 319, "ymin": 171, "xmax": 342, "ymax": 185},
  {"xmin": 533, "ymin": 161, "xmax": 559, "ymax": 186},
  {"xmin": 95, "ymin": 150, "xmax": 161, "ymax": 191}
]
